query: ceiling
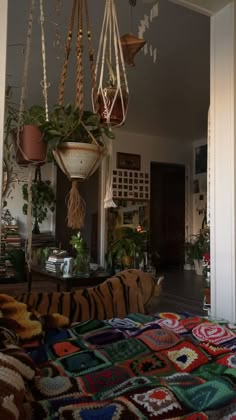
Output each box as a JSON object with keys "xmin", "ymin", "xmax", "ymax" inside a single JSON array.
[
  {"xmin": 6, "ymin": 0, "xmax": 210, "ymax": 141},
  {"xmin": 170, "ymin": 0, "xmax": 231, "ymax": 15}
]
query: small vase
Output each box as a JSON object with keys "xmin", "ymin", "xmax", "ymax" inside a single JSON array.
[{"xmin": 75, "ymin": 253, "xmax": 90, "ymax": 277}]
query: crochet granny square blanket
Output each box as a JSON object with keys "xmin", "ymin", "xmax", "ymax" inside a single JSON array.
[{"xmin": 23, "ymin": 312, "xmax": 236, "ymax": 419}]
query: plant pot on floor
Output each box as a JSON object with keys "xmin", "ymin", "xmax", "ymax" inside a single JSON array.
[
  {"xmin": 194, "ymin": 259, "xmax": 203, "ymax": 276},
  {"xmin": 14, "ymin": 125, "xmax": 47, "ymax": 165},
  {"xmin": 53, "ymin": 142, "xmax": 105, "ymax": 179}
]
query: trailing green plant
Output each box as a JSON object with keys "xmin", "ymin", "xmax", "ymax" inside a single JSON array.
[
  {"xmin": 22, "ymin": 180, "xmax": 55, "ymax": 225},
  {"xmin": 42, "ymin": 104, "xmax": 115, "ymax": 150}
]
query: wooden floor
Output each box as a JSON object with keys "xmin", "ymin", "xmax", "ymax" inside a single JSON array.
[{"xmin": 0, "ymin": 269, "xmax": 207, "ymax": 316}]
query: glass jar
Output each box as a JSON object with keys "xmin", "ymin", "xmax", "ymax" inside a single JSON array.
[{"xmin": 75, "ymin": 253, "xmax": 90, "ymax": 277}]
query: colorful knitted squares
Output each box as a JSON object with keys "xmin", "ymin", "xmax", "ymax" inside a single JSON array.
[
  {"xmin": 130, "ymin": 386, "xmax": 184, "ymax": 419},
  {"xmin": 156, "ymin": 318, "xmax": 188, "ymax": 334},
  {"xmin": 32, "ymin": 375, "xmax": 83, "ymax": 399},
  {"xmin": 58, "ymin": 400, "xmax": 142, "ymax": 420},
  {"xmin": 45, "ymin": 328, "xmax": 72, "ymax": 345},
  {"xmin": 137, "ymin": 328, "xmax": 180, "ymax": 351},
  {"xmin": 156, "ymin": 312, "xmax": 182, "ymax": 320},
  {"xmin": 122, "ymin": 352, "xmax": 174, "ymax": 377},
  {"xmin": 39, "ymin": 361, "xmax": 64, "ymax": 378},
  {"xmin": 216, "ymin": 353, "xmax": 236, "ymax": 368},
  {"xmin": 162, "ymin": 340, "xmax": 209, "ymax": 372},
  {"xmin": 126, "ymin": 313, "xmax": 156, "ymax": 323},
  {"xmin": 205, "ymin": 401, "xmax": 236, "ymax": 419},
  {"xmin": 95, "ymin": 376, "xmax": 159, "ymax": 401},
  {"xmin": 48, "ymin": 339, "xmax": 86, "ymax": 359},
  {"xmin": 160, "ymin": 372, "xmax": 205, "ymax": 388},
  {"xmin": 172, "ymin": 378, "xmax": 236, "ymax": 411},
  {"xmin": 199, "ymin": 342, "xmax": 232, "ymax": 358},
  {"xmin": 103, "ymin": 338, "xmax": 149, "ymax": 363},
  {"xmin": 84, "ymin": 329, "xmax": 126, "ymax": 347},
  {"xmin": 80, "ymin": 366, "xmax": 132, "ymax": 394},
  {"xmin": 56, "ymin": 350, "xmax": 111, "ymax": 376},
  {"xmin": 181, "ymin": 317, "xmax": 206, "ymax": 330},
  {"xmin": 192, "ymin": 322, "xmax": 235, "ymax": 345},
  {"xmin": 71, "ymin": 319, "xmax": 107, "ymax": 336},
  {"xmin": 105, "ymin": 317, "xmax": 140, "ymax": 330}
]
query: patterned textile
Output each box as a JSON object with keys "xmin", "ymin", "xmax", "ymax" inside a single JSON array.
[
  {"xmin": 7, "ymin": 311, "xmax": 236, "ymax": 419},
  {"xmin": 15, "ymin": 270, "xmax": 163, "ymax": 323}
]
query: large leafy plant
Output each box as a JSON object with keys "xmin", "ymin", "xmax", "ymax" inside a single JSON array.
[
  {"xmin": 107, "ymin": 227, "xmax": 149, "ymax": 269},
  {"xmin": 42, "ymin": 104, "xmax": 114, "ymax": 150},
  {"xmin": 22, "ymin": 180, "xmax": 55, "ymax": 225}
]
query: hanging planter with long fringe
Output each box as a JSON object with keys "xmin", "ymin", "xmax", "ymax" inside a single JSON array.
[{"xmin": 51, "ymin": 0, "xmax": 107, "ymax": 229}]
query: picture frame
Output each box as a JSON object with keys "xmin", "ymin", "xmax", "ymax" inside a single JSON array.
[
  {"xmin": 194, "ymin": 144, "xmax": 207, "ymax": 175},
  {"xmin": 117, "ymin": 152, "xmax": 141, "ymax": 171}
]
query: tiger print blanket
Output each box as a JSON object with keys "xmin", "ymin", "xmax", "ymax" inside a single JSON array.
[{"xmin": 15, "ymin": 270, "xmax": 163, "ymax": 323}]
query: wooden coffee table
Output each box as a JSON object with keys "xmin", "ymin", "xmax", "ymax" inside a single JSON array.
[{"xmin": 27, "ymin": 265, "xmax": 111, "ymax": 293}]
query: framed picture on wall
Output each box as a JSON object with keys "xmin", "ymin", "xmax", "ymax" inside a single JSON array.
[
  {"xmin": 117, "ymin": 152, "xmax": 141, "ymax": 171},
  {"xmin": 194, "ymin": 144, "xmax": 207, "ymax": 174}
]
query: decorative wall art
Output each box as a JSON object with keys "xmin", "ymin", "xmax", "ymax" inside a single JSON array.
[
  {"xmin": 117, "ymin": 152, "xmax": 141, "ymax": 171},
  {"xmin": 112, "ymin": 169, "xmax": 150, "ymax": 200},
  {"xmin": 194, "ymin": 144, "xmax": 207, "ymax": 175}
]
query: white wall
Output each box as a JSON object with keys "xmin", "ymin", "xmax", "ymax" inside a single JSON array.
[{"xmin": 112, "ymin": 129, "xmax": 192, "ymax": 172}]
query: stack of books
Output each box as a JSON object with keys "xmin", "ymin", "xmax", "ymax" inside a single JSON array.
[
  {"xmin": 45, "ymin": 250, "xmax": 68, "ymax": 274},
  {"xmin": 5, "ymin": 224, "xmax": 22, "ymax": 250}
]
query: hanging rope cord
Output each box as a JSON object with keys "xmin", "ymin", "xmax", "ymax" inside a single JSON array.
[
  {"xmin": 15, "ymin": 0, "xmax": 49, "ymax": 272},
  {"xmin": 95, "ymin": 0, "xmax": 129, "ymax": 126},
  {"xmin": 56, "ymin": 0, "xmax": 105, "ymax": 229}
]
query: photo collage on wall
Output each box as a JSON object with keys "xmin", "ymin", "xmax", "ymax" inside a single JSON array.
[{"xmin": 112, "ymin": 169, "xmax": 150, "ymax": 200}]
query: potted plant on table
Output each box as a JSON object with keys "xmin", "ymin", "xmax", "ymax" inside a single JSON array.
[{"xmin": 70, "ymin": 231, "xmax": 90, "ymax": 277}]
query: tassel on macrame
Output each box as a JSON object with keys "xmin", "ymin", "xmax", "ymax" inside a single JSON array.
[{"xmin": 66, "ymin": 179, "xmax": 86, "ymax": 229}]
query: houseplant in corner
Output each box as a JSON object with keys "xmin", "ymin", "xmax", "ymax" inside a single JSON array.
[{"xmin": 185, "ymin": 226, "xmax": 210, "ymax": 275}]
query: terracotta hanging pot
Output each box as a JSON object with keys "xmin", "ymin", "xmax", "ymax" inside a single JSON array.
[
  {"xmin": 98, "ymin": 87, "xmax": 129, "ymax": 127},
  {"xmin": 15, "ymin": 125, "xmax": 47, "ymax": 165},
  {"xmin": 53, "ymin": 142, "xmax": 106, "ymax": 180}
]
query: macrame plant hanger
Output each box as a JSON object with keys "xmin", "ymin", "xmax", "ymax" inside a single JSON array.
[
  {"xmin": 94, "ymin": 0, "xmax": 129, "ymax": 127},
  {"xmin": 55, "ymin": 0, "xmax": 105, "ymax": 229},
  {"xmin": 94, "ymin": 0, "xmax": 129, "ymax": 209},
  {"xmin": 16, "ymin": 0, "xmax": 50, "ymax": 275}
]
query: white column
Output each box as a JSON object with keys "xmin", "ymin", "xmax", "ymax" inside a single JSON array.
[
  {"xmin": 210, "ymin": 1, "xmax": 236, "ymax": 322},
  {"xmin": 0, "ymin": 0, "xmax": 8, "ymax": 217}
]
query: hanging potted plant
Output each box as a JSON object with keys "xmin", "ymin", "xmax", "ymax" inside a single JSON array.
[
  {"xmin": 12, "ymin": 105, "xmax": 47, "ymax": 165},
  {"xmin": 42, "ymin": 104, "xmax": 114, "ymax": 229},
  {"xmin": 97, "ymin": 58, "xmax": 129, "ymax": 127},
  {"xmin": 42, "ymin": 104, "xmax": 114, "ymax": 179},
  {"xmin": 94, "ymin": 0, "xmax": 129, "ymax": 127}
]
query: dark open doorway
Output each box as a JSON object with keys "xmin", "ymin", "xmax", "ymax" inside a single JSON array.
[{"xmin": 150, "ymin": 162, "xmax": 185, "ymax": 269}]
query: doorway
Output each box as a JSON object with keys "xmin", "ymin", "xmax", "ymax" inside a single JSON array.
[{"xmin": 150, "ymin": 162, "xmax": 185, "ymax": 269}]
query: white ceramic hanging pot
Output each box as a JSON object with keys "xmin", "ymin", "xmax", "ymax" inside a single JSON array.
[{"xmin": 53, "ymin": 142, "xmax": 106, "ymax": 179}]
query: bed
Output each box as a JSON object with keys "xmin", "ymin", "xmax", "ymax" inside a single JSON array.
[{"xmin": 1, "ymin": 310, "xmax": 235, "ymax": 419}]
